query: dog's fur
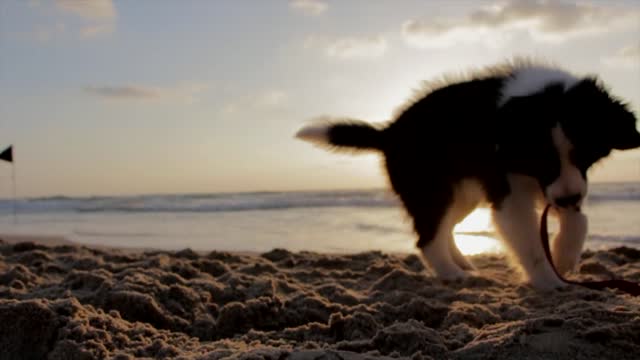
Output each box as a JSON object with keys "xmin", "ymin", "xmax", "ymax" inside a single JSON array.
[{"xmin": 296, "ymin": 59, "xmax": 640, "ymax": 290}]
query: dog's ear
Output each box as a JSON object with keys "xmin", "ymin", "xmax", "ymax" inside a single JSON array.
[
  {"xmin": 569, "ymin": 77, "xmax": 640, "ymax": 151},
  {"xmin": 611, "ymin": 124, "xmax": 640, "ymax": 150},
  {"xmin": 604, "ymin": 98, "xmax": 640, "ymax": 150}
]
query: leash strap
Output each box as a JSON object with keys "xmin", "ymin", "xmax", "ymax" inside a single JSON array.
[{"xmin": 540, "ymin": 204, "xmax": 640, "ymax": 296}]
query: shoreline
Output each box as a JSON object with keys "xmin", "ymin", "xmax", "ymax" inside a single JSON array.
[
  {"xmin": 0, "ymin": 232, "xmax": 421, "ymax": 257},
  {"xmin": 0, "ymin": 232, "xmax": 163, "ymax": 255}
]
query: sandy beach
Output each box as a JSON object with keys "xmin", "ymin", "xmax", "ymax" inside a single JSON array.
[{"xmin": 0, "ymin": 234, "xmax": 639, "ymax": 359}]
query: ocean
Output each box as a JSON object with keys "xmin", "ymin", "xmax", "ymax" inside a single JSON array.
[{"xmin": 1, "ymin": 182, "xmax": 639, "ymax": 255}]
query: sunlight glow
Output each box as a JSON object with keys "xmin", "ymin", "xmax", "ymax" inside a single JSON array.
[{"xmin": 453, "ymin": 208, "xmax": 503, "ymax": 255}]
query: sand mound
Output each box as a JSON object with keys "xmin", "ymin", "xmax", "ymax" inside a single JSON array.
[{"xmin": 0, "ymin": 240, "xmax": 639, "ymax": 359}]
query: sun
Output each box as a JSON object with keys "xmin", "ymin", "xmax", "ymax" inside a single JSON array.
[{"xmin": 453, "ymin": 208, "xmax": 503, "ymax": 255}]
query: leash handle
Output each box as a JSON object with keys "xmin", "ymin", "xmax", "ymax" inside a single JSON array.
[{"xmin": 540, "ymin": 204, "xmax": 640, "ymax": 296}]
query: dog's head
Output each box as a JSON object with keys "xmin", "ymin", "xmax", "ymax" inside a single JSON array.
[{"xmin": 498, "ymin": 76, "xmax": 640, "ymax": 209}]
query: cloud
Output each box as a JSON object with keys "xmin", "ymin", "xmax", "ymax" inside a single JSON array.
[
  {"xmin": 222, "ymin": 90, "xmax": 289, "ymax": 115},
  {"xmin": 305, "ymin": 35, "xmax": 388, "ymax": 59},
  {"xmin": 289, "ymin": 0, "xmax": 328, "ymax": 16},
  {"xmin": 55, "ymin": 0, "xmax": 116, "ymax": 20},
  {"xmin": 85, "ymin": 86, "xmax": 159, "ymax": 99},
  {"xmin": 327, "ymin": 36, "xmax": 388, "ymax": 59},
  {"xmin": 55, "ymin": 0, "xmax": 116, "ymax": 38},
  {"xmin": 84, "ymin": 83, "xmax": 207, "ymax": 104},
  {"xmin": 603, "ymin": 43, "xmax": 640, "ymax": 69},
  {"xmin": 32, "ymin": 22, "xmax": 66, "ymax": 42},
  {"xmin": 402, "ymin": 0, "xmax": 640, "ymax": 49},
  {"xmin": 79, "ymin": 24, "xmax": 114, "ymax": 38},
  {"xmin": 28, "ymin": 0, "xmax": 42, "ymax": 9},
  {"xmin": 256, "ymin": 90, "xmax": 288, "ymax": 107}
]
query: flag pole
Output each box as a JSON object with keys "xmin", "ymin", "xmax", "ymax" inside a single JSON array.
[
  {"xmin": 12, "ymin": 158, "xmax": 17, "ymax": 224},
  {"xmin": 0, "ymin": 145, "xmax": 16, "ymax": 223}
]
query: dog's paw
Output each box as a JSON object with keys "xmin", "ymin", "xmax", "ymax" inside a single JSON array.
[
  {"xmin": 454, "ymin": 257, "xmax": 477, "ymax": 271},
  {"xmin": 554, "ymin": 257, "xmax": 580, "ymax": 276},
  {"xmin": 527, "ymin": 276, "xmax": 568, "ymax": 292},
  {"xmin": 434, "ymin": 267, "xmax": 470, "ymax": 281}
]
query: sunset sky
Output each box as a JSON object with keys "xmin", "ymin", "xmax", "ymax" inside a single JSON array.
[{"xmin": 1, "ymin": 0, "xmax": 639, "ymax": 197}]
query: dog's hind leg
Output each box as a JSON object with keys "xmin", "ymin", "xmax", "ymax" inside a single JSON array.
[
  {"xmin": 447, "ymin": 180, "xmax": 484, "ymax": 271},
  {"xmin": 419, "ymin": 226, "xmax": 468, "ymax": 280},
  {"xmin": 551, "ymin": 208, "xmax": 587, "ymax": 275},
  {"xmin": 449, "ymin": 235, "xmax": 476, "ymax": 271},
  {"xmin": 412, "ymin": 186, "xmax": 475, "ymax": 280}
]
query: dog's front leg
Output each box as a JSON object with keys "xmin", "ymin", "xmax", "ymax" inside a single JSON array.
[
  {"xmin": 491, "ymin": 176, "xmax": 566, "ymax": 290},
  {"xmin": 551, "ymin": 208, "xmax": 587, "ymax": 275}
]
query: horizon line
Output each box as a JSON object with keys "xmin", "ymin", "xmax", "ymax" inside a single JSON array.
[{"xmin": 3, "ymin": 179, "xmax": 639, "ymax": 201}]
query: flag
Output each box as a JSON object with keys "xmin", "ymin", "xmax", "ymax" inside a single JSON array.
[{"xmin": 0, "ymin": 145, "xmax": 13, "ymax": 163}]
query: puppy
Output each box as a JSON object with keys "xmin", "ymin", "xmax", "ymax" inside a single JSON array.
[{"xmin": 295, "ymin": 59, "xmax": 640, "ymax": 290}]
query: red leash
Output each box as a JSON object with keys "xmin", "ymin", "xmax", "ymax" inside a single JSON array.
[{"xmin": 540, "ymin": 204, "xmax": 640, "ymax": 296}]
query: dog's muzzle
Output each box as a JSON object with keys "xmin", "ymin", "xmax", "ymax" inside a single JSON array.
[{"xmin": 553, "ymin": 193, "xmax": 583, "ymax": 210}]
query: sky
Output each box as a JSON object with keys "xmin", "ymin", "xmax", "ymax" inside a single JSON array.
[{"xmin": 0, "ymin": 0, "xmax": 639, "ymax": 197}]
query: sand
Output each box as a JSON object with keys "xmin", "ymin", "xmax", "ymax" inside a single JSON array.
[{"xmin": 0, "ymin": 235, "xmax": 639, "ymax": 359}]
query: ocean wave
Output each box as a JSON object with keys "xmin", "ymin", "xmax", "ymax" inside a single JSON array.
[
  {"xmin": 72, "ymin": 230, "xmax": 160, "ymax": 238},
  {"xmin": 1, "ymin": 183, "xmax": 639, "ymax": 215},
  {"xmin": 586, "ymin": 193, "xmax": 640, "ymax": 203},
  {"xmin": 0, "ymin": 190, "xmax": 400, "ymax": 214},
  {"xmin": 75, "ymin": 199, "xmax": 398, "ymax": 213},
  {"xmin": 585, "ymin": 182, "xmax": 640, "ymax": 203},
  {"xmin": 587, "ymin": 234, "xmax": 640, "ymax": 245},
  {"xmin": 355, "ymin": 223, "xmax": 404, "ymax": 234},
  {"xmin": 455, "ymin": 231, "xmax": 640, "ymax": 246}
]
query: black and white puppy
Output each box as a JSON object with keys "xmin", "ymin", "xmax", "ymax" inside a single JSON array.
[{"xmin": 295, "ymin": 59, "xmax": 640, "ymax": 290}]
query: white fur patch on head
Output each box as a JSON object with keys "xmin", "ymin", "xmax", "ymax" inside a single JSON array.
[
  {"xmin": 295, "ymin": 124, "xmax": 331, "ymax": 145},
  {"xmin": 546, "ymin": 125, "xmax": 587, "ymax": 207},
  {"xmin": 499, "ymin": 66, "xmax": 581, "ymax": 106}
]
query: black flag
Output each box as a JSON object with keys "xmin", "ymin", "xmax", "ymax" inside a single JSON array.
[{"xmin": 0, "ymin": 146, "xmax": 13, "ymax": 163}]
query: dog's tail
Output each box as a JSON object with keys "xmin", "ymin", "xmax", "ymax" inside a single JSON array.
[{"xmin": 295, "ymin": 117, "xmax": 385, "ymax": 152}]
